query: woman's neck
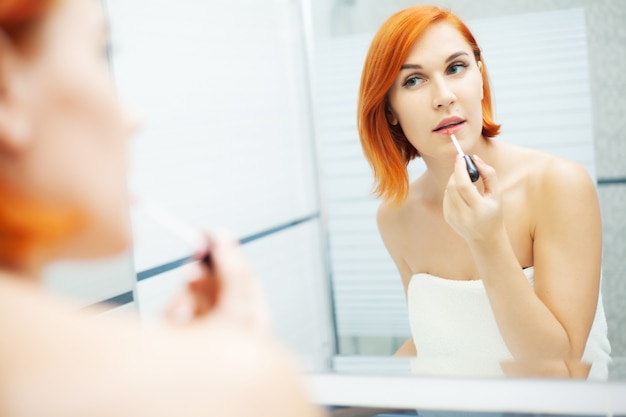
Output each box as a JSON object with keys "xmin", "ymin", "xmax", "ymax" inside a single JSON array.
[{"xmin": 419, "ymin": 137, "xmax": 495, "ymax": 203}]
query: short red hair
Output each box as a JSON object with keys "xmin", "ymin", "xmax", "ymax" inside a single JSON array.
[
  {"xmin": 0, "ymin": 0, "xmax": 81, "ymax": 268},
  {"xmin": 0, "ymin": 0, "xmax": 56, "ymax": 45},
  {"xmin": 357, "ymin": 6, "xmax": 500, "ymax": 205}
]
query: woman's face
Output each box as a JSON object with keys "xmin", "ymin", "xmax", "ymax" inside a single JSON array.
[
  {"xmin": 0, "ymin": 0, "xmax": 137, "ymax": 259},
  {"xmin": 387, "ymin": 22, "xmax": 484, "ymax": 161}
]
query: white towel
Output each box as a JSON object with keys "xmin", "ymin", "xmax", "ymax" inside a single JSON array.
[{"xmin": 407, "ymin": 267, "xmax": 611, "ymax": 379}]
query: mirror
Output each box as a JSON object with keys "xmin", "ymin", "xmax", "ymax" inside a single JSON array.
[
  {"xmin": 98, "ymin": 0, "xmax": 625, "ymax": 384},
  {"xmin": 309, "ymin": 0, "xmax": 626, "ymax": 380}
]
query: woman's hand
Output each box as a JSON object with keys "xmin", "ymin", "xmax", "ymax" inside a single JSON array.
[
  {"xmin": 443, "ymin": 154, "xmax": 503, "ymax": 243},
  {"xmin": 164, "ymin": 231, "xmax": 271, "ymax": 334}
]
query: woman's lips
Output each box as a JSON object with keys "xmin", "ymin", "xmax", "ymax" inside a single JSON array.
[{"xmin": 434, "ymin": 120, "xmax": 465, "ymax": 135}]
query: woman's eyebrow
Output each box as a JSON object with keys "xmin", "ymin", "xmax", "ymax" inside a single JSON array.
[
  {"xmin": 445, "ymin": 51, "xmax": 469, "ymax": 63},
  {"xmin": 400, "ymin": 51, "xmax": 470, "ymax": 71}
]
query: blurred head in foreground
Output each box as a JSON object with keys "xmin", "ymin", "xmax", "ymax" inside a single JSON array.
[{"xmin": 0, "ymin": 0, "xmax": 137, "ymax": 276}]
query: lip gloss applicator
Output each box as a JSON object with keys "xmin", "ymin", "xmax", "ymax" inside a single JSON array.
[
  {"xmin": 449, "ymin": 133, "xmax": 479, "ymax": 182},
  {"xmin": 131, "ymin": 196, "xmax": 213, "ymax": 268}
]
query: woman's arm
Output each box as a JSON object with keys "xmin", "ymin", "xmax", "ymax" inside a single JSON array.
[
  {"xmin": 377, "ymin": 203, "xmax": 417, "ymax": 357},
  {"xmin": 394, "ymin": 338, "xmax": 417, "ymax": 356},
  {"xmin": 528, "ymin": 158, "xmax": 602, "ymax": 361},
  {"xmin": 443, "ymin": 155, "xmax": 601, "ymax": 362}
]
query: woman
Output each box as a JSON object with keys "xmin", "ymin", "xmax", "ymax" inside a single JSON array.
[
  {"xmin": 0, "ymin": 0, "xmax": 321, "ymax": 415},
  {"xmin": 357, "ymin": 6, "xmax": 610, "ymax": 378}
]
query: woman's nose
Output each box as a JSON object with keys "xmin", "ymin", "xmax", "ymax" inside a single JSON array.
[{"xmin": 431, "ymin": 76, "xmax": 456, "ymax": 109}]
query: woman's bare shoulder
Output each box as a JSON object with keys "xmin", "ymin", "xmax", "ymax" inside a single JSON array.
[
  {"xmin": 495, "ymin": 142, "xmax": 593, "ymax": 190},
  {"xmin": 495, "ymin": 142, "xmax": 598, "ymax": 236},
  {"xmin": 377, "ymin": 197, "xmax": 403, "ymax": 236},
  {"xmin": 517, "ymin": 147, "xmax": 594, "ymax": 196},
  {"xmin": 530, "ymin": 152, "xmax": 598, "ymax": 225},
  {"xmin": 377, "ymin": 179, "xmax": 428, "ymax": 229},
  {"xmin": 0, "ymin": 275, "xmax": 318, "ymax": 417}
]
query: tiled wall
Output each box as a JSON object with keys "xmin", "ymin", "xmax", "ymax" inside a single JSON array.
[{"xmin": 585, "ymin": 0, "xmax": 626, "ymax": 377}]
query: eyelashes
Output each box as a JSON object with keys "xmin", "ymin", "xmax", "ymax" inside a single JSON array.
[
  {"xmin": 402, "ymin": 76, "xmax": 423, "ymax": 87},
  {"xmin": 447, "ymin": 62, "xmax": 469, "ymax": 75},
  {"xmin": 401, "ymin": 61, "xmax": 470, "ymax": 88}
]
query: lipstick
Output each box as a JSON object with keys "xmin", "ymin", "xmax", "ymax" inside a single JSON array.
[{"xmin": 449, "ymin": 134, "xmax": 479, "ymax": 182}]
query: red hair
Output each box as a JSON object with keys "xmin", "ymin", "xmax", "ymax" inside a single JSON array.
[
  {"xmin": 0, "ymin": 0, "xmax": 81, "ymax": 268},
  {"xmin": 357, "ymin": 6, "xmax": 500, "ymax": 205},
  {"xmin": 0, "ymin": 0, "xmax": 56, "ymax": 45}
]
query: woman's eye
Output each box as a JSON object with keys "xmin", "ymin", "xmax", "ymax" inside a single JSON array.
[
  {"xmin": 447, "ymin": 62, "xmax": 468, "ymax": 75},
  {"xmin": 402, "ymin": 76, "xmax": 423, "ymax": 87}
]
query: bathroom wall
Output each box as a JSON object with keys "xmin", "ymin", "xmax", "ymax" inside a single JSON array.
[
  {"xmin": 44, "ymin": 0, "xmax": 335, "ymax": 371},
  {"xmin": 105, "ymin": 0, "xmax": 335, "ymax": 370}
]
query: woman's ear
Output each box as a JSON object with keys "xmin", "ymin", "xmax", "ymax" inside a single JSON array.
[
  {"xmin": 0, "ymin": 31, "xmax": 32, "ymax": 155},
  {"xmin": 386, "ymin": 105, "xmax": 399, "ymax": 126}
]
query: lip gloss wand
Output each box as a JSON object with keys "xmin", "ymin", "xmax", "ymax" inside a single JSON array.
[
  {"xmin": 131, "ymin": 196, "xmax": 213, "ymax": 268},
  {"xmin": 449, "ymin": 133, "xmax": 479, "ymax": 182}
]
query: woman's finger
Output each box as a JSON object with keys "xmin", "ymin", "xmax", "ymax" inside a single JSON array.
[
  {"xmin": 188, "ymin": 272, "xmax": 219, "ymax": 312},
  {"xmin": 451, "ymin": 155, "xmax": 480, "ymax": 206},
  {"xmin": 163, "ymin": 291, "xmax": 196, "ymax": 325},
  {"xmin": 472, "ymin": 154, "xmax": 498, "ymax": 197}
]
